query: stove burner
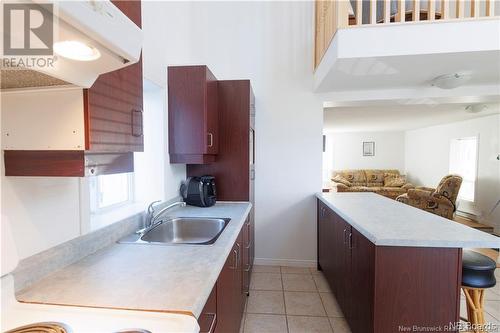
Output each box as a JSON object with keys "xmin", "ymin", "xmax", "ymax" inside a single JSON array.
[{"xmin": 4, "ymin": 322, "xmax": 71, "ymax": 333}]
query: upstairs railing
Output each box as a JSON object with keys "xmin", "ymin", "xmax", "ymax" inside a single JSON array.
[{"xmin": 314, "ymin": 0, "xmax": 498, "ymax": 68}]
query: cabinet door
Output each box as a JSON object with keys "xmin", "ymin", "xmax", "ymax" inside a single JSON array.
[
  {"xmin": 348, "ymin": 228, "xmax": 375, "ymax": 333},
  {"xmin": 216, "ymin": 244, "xmax": 238, "ymax": 333},
  {"xmin": 333, "ymin": 215, "xmax": 351, "ymax": 314},
  {"xmin": 85, "ymin": 0, "xmax": 143, "ymax": 153},
  {"xmin": 168, "ymin": 66, "xmax": 218, "ymax": 163}
]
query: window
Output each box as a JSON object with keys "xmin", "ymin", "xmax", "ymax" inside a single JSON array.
[
  {"xmin": 90, "ymin": 173, "xmax": 134, "ymax": 213},
  {"xmin": 449, "ymin": 136, "xmax": 478, "ymax": 203}
]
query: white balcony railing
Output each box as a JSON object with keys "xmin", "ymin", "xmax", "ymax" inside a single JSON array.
[{"xmin": 314, "ymin": 0, "xmax": 499, "ymax": 69}]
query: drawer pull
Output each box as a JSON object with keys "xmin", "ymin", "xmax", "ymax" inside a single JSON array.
[{"xmin": 208, "ymin": 132, "xmax": 214, "ymax": 147}]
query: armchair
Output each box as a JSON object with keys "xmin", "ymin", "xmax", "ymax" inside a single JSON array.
[{"xmin": 396, "ymin": 175, "xmax": 463, "ymax": 219}]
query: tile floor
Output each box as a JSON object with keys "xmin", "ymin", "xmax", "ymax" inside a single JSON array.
[{"xmin": 240, "ymin": 265, "xmax": 500, "ymax": 333}]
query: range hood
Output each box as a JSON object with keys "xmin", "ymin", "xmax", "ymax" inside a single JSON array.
[{"xmin": 1, "ymin": 0, "xmax": 143, "ymax": 88}]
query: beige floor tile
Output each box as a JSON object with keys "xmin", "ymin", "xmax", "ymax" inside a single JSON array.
[
  {"xmin": 244, "ymin": 314, "xmax": 287, "ymax": 333},
  {"xmin": 320, "ymin": 292, "xmax": 344, "ymax": 317},
  {"xmin": 250, "ymin": 273, "xmax": 283, "ymax": 291},
  {"xmin": 310, "ymin": 267, "xmax": 322, "ymax": 275},
  {"xmin": 287, "ymin": 315, "xmax": 333, "ymax": 333},
  {"xmin": 246, "ymin": 290, "xmax": 285, "ymax": 314},
  {"xmin": 282, "ymin": 273, "xmax": 317, "ymax": 292},
  {"xmin": 239, "ymin": 313, "xmax": 245, "ymax": 333},
  {"xmin": 485, "ymin": 289, "xmax": 500, "ymax": 301},
  {"xmin": 253, "ymin": 265, "xmax": 281, "ymax": 273},
  {"xmin": 484, "ymin": 300, "xmax": 500, "ymax": 320},
  {"xmin": 281, "ymin": 266, "xmax": 311, "ymax": 274},
  {"xmin": 284, "ymin": 291, "xmax": 327, "ymax": 316},
  {"xmin": 313, "ymin": 274, "xmax": 331, "ymax": 293},
  {"xmin": 329, "ymin": 317, "xmax": 352, "ymax": 333}
]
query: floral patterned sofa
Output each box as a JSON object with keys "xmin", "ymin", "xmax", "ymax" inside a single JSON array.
[
  {"xmin": 331, "ymin": 169, "xmax": 414, "ymax": 199},
  {"xmin": 396, "ymin": 175, "xmax": 463, "ymax": 219}
]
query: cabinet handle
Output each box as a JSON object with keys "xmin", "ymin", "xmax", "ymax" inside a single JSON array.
[
  {"xmin": 343, "ymin": 229, "xmax": 347, "ymax": 244},
  {"xmin": 131, "ymin": 109, "xmax": 143, "ymax": 137},
  {"xmin": 207, "ymin": 132, "xmax": 214, "ymax": 147},
  {"xmin": 349, "ymin": 232, "xmax": 354, "ymax": 249},
  {"xmin": 236, "ymin": 243, "xmax": 241, "ymax": 269},
  {"xmin": 230, "ymin": 249, "xmax": 238, "ymax": 269},
  {"xmin": 245, "ymin": 241, "xmax": 252, "ymax": 250},
  {"xmin": 200, "ymin": 313, "xmax": 216, "ymax": 333}
]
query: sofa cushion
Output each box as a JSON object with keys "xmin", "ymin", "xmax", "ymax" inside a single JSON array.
[
  {"xmin": 384, "ymin": 174, "xmax": 406, "ymax": 187},
  {"xmin": 332, "ymin": 175, "xmax": 352, "ymax": 187},
  {"xmin": 365, "ymin": 170, "xmax": 386, "ymax": 187},
  {"xmin": 334, "ymin": 170, "xmax": 366, "ymax": 186},
  {"xmin": 347, "ymin": 186, "xmax": 373, "ymax": 192}
]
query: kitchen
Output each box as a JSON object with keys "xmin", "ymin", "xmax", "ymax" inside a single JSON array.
[{"xmin": 2, "ymin": 1, "xmax": 500, "ymax": 333}]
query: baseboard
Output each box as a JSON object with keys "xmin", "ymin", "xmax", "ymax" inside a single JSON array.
[{"xmin": 254, "ymin": 258, "xmax": 316, "ymax": 268}]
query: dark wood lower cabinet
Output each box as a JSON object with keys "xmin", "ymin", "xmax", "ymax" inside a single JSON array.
[
  {"xmin": 198, "ymin": 225, "xmax": 247, "ymax": 333},
  {"xmin": 317, "ymin": 199, "xmax": 462, "ymax": 333}
]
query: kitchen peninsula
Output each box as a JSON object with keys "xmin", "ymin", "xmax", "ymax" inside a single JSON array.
[{"xmin": 316, "ymin": 192, "xmax": 500, "ymax": 333}]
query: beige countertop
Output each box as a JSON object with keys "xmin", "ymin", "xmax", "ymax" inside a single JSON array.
[
  {"xmin": 317, "ymin": 192, "xmax": 500, "ymax": 248},
  {"xmin": 16, "ymin": 202, "xmax": 252, "ymax": 319}
]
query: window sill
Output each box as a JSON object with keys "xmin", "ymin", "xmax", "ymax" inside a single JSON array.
[{"xmin": 90, "ymin": 202, "xmax": 146, "ymax": 231}]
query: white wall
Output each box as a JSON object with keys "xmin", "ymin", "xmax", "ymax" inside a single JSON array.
[
  {"xmin": 405, "ymin": 114, "xmax": 500, "ymax": 232},
  {"xmin": 1, "ymin": 80, "xmax": 186, "ymax": 260},
  {"xmin": 142, "ymin": 1, "xmax": 323, "ymax": 265},
  {"xmin": 323, "ymin": 131, "xmax": 405, "ymax": 184},
  {"xmin": 135, "ymin": 81, "xmax": 185, "ymax": 204}
]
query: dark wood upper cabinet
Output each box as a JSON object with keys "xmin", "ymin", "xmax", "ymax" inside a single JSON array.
[
  {"xmin": 168, "ymin": 65, "xmax": 218, "ymax": 164},
  {"xmin": 85, "ymin": 0, "xmax": 143, "ymax": 153},
  {"xmin": 3, "ymin": 0, "xmax": 143, "ymax": 177}
]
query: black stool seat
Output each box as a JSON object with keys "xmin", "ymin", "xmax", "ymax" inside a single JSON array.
[{"xmin": 462, "ymin": 250, "xmax": 497, "ymax": 289}]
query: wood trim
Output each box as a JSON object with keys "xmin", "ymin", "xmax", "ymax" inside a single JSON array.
[
  {"xmin": 441, "ymin": 0, "xmax": 449, "ymax": 19},
  {"xmin": 413, "ymin": 0, "xmax": 421, "ymax": 21},
  {"xmin": 486, "ymin": 0, "xmax": 495, "ymax": 17},
  {"xmin": 397, "ymin": 0, "xmax": 406, "ymax": 22},
  {"xmin": 384, "ymin": 0, "xmax": 391, "ymax": 23},
  {"xmin": 3, "ymin": 151, "xmax": 134, "ymax": 177},
  {"xmin": 370, "ymin": 0, "xmax": 377, "ymax": 24},
  {"xmin": 428, "ymin": 0, "xmax": 436, "ymax": 20},
  {"xmin": 356, "ymin": 0, "xmax": 363, "ymax": 26},
  {"xmin": 4, "ymin": 150, "xmax": 85, "ymax": 177},
  {"xmin": 456, "ymin": 0, "xmax": 465, "ymax": 18},
  {"xmin": 471, "ymin": 0, "xmax": 479, "ymax": 18},
  {"xmin": 84, "ymin": 152, "xmax": 134, "ymax": 176}
]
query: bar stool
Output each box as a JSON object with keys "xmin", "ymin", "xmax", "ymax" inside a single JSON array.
[{"xmin": 461, "ymin": 250, "xmax": 497, "ymax": 332}]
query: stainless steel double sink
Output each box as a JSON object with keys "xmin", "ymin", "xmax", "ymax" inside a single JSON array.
[{"xmin": 119, "ymin": 217, "xmax": 231, "ymax": 246}]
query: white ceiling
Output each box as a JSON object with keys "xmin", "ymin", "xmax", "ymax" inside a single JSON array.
[
  {"xmin": 318, "ymin": 51, "xmax": 500, "ymax": 92},
  {"xmin": 324, "ymin": 102, "xmax": 500, "ymax": 132}
]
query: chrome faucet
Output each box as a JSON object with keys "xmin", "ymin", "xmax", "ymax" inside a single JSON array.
[{"xmin": 136, "ymin": 200, "xmax": 186, "ymax": 235}]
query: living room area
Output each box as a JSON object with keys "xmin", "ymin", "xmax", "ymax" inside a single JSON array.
[{"xmin": 322, "ymin": 102, "xmax": 500, "ymax": 240}]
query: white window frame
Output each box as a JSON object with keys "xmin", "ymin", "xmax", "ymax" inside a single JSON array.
[
  {"xmin": 449, "ymin": 135, "xmax": 479, "ymax": 207},
  {"xmin": 89, "ymin": 172, "xmax": 135, "ymax": 215}
]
